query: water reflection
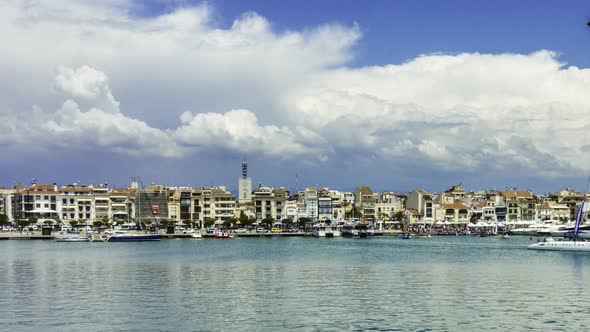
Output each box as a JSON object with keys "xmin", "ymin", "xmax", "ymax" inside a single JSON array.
[{"xmin": 0, "ymin": 237, "xmax": 588, "ymax": 331}]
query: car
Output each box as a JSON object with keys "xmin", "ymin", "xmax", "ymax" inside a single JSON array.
[
  {"xmin": 234, "ymin": 228, "xmax": 248, "ymax": 234},
  {"xmin": 206, "ymin": 227, "xmax": 217, "ymax": 234},
  {"xmin": 256, "ymin": 227, "xmax": 268, "ymax": 234},
  {"xmin": 271, "ymin": 227, "xmax": 281, "ymax": 233}
]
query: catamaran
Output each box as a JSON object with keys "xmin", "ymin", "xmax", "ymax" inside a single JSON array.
[{"xmin": 528, "ymin": 199, "xmax": 590, "ymax": 252}]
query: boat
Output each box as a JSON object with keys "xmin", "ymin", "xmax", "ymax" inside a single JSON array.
[
  {"xmin": 341, "ymin": 221, "xmax": 375, "ymax": 238},
  {"xmin": 191, "ymin": 232, "xmax": 202, "ymax": 239},
  {"xmin": 529, "ymin": 201, "xmax": 590, "ymax": 252},
  {"xmin": 104, "ymin": 177, "xmax": 161, "ymax": 242},
  {"xmin": 54, "ymin": 234, "xmax": 89, "ymax": 242},
  {"xmin": 499, "ymin": 233, "xmax": 510, "ymax": 239},
  {"xmin": 214, "ymin": 229, "xmax": 232, "ymax": 239},
  {"xmin": 528, "ymin": 237, "xmax": 590, "ymax": 251},
  {"xmin": 104, "ymin": 229, "xmax": 160, "ymax": 242},
  {"xmin": 54, "ymin": 229, "xmax": 89, "ymax": 242},
  {"xmin": 312, "ymin": 222, "xmax": 341, "ymax": 237}
]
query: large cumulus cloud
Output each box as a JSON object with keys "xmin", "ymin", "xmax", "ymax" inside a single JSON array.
[{"xmin": 1, "ymin": 0, "xmax": 590, "ymax": 183}]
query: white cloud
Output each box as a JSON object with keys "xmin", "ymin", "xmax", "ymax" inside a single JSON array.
[{"xmin": 1, "ymin": 0, "xmax": 590, "ymax": 182}]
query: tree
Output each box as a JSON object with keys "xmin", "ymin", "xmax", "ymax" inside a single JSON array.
[
  {"xmin": 281, "ymin": 218, "xmax": 293, "ymax": 230},
  {"xmin": 261, "ymin": 217, "xmax": 274, "ymax": 228},
  {"xmin": 394, "ymin": 211, "xmax": 405, "ymax": 222},
  {"xmin": 101, "ymin": 217, "xmax": 110, "ymax": 225},
  {"xmin": 239, "ymin": 212, "xmax": 249, "ymax": 225},
  {"xmin": 204, "ymin": 217, "xmax": 215, "ymax": 228},
  {"xmin": 0, "ymin": 214, "xmax": 9, "ymax": 226},
  {"xmin": 93, "ymin": 220, "xmax": 104, "ymax": 228},
  {"xmin": 27, "ymin": 216, "xmax": 38, "ymax": 225},
  {"xmin": 298, "ymin": 217, "xmax": 312, "ymax": 229}
]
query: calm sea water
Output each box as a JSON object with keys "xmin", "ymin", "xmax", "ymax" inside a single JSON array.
[{"xmin": 0, "ymin": 236, "xmax": 589, "ymax": 331}]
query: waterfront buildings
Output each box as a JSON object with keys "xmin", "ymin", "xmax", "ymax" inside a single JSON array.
[{"xmin": 3, "ymin": 172, "xmax": 590, "ymax": 229}]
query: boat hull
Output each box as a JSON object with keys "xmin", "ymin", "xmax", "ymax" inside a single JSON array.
[
  {"xmin": 107, "ymin": 234, "xmax": 161, "ymax": 242},
  {"xmin": 528, "ymin": 241, "xmax": 590, "ymax": 252},
  {"xmin": 55, "ymin": 237, "xmax": 89, "ymax": 242}
]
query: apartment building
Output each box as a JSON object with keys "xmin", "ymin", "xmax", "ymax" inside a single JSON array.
[
  {"xmin": 14, "ymin": 183, "xmax": 59, "ymax": 223},
  {"xmin": 192, "ymin": 186, "xmax": 236, "ymax": 224}
]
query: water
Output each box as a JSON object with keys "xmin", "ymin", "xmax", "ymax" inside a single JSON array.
[{"xmin": 0, "ymin": 236, "xmax": 589, "ymax": 331}]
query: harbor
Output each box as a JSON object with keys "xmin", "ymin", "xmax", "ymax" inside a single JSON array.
[{"xmin": 0, "ymin": 235, "xmax": 588, "ymax": 331}]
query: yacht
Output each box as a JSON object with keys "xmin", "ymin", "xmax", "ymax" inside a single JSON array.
[
  {"xmin": 54, "ymin": 230, "xmax": 89, "ymax": 242},
  {"xmin": 528, "ymin": 237, "xmax": 590, "ymax": 251},
  {"xmin": 54, "ymin": 234, "xmax": 89, "ymax": 242},
  {"xmin": 103, "ymin": 229, "xmax": 160, "ymax": 242},
  {"xmin": 311, "ymin": 222, "xmax": 341, "ymax": 237},
  {"xmin": 341, "ymin": 221, "xmax": 375, "ymax": 238}
]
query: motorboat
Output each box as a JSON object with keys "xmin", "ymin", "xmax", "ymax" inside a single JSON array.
[
  {"xmin": 214, "ymin": 229, "xmax": 232, "ymax": 239},
  {"xmin": 191, "ymin": 232, "xmax": 202, "ymax": 239},
  {"xmin": 54, "ymin": 234, "xmax": 89, "ymax": 242},
  {"xmin": 311, "ymin": 222, "xmax": 341, "ymax": 237}
]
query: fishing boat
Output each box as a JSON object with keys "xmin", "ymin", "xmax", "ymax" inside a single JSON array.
[
  {"xmin": 341, "ymin": 221, "xmax": 374, "ymax": 238},
  {"xmin": 529, "ymin": 200, "xmax": 590, "ymax": 251}
]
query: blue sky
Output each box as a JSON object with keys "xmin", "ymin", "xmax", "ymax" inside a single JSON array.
[
  {"xmin": 136, "ymin": 0, "xmax": 590, "ymax": 68},
  {"xmin": 1, "ymin": 0, "xmax": 590, "ymax": 194}
]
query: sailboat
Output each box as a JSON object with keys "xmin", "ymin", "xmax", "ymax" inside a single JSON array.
[
  {"xmin": 528, "ymin": 200, "xmax": 590, "ymax": 251},
  {"xmin": 105, "ymin": 177, "xmax": 160, "ymax": 242}
]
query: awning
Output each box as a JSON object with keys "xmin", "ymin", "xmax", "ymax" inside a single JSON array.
[{"xmin": 112, "ymin": 211, "xmax": 128, "ymax": 215}]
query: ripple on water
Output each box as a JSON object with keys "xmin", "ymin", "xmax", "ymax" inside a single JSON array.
[{"xmin": 0, "ymin": 236, "xmax": 589, "ymax": 331}]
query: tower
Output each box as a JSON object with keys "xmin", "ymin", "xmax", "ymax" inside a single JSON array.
[{"xmin": 238, "ymin": 160, "xmax": 252, "ymax": 204}]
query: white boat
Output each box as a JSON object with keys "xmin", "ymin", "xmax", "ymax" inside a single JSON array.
[
  {"xmin": 529, "ymin": 201, "xmax": 590, "ymax": 252},
  {"xmin": 191, "ymin": 232, "xmax": 202, "ymax": 239},
  {"xmin": 528, "ymin": 238, "xmax": 590, "ymax": 251},
  {"xmin": 341, "ymin": 221, "xmax": 374, "ymax": 238},
  {"xmin": 54, "ymin": 229, "xmax": 89, "ymax": 242},
  {"xmin": 311, "ymin": 223, "xmax": 341, "ymax": 237},
  {"xmin": 54, "ymin": 235, "xmax": 89, "ymax": 242}
]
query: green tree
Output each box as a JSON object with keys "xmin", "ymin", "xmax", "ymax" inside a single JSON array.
[
  {"xmin": 27, "ymin": 216, "xmax": 38, "ymax": 225},
  {"xmin": 204, "ymin": 217, "xmax": 215, "ymax": 228},
  {"xmin": 93, "ymin": 220, "xmax": 104, "ymax": 228},
  {"xmin": 239, "ymin": 212, "xmax": 249, "ymax": 225},
  {"xmin": 394, "ymin": 211, "xmax": 405, "ymax": 222},
  {"xmin": 297, "ymin": 217, "xmax": 312, "ymax": 229},
  {"xmin": 0, "ymin": 214, "xmax": 9, "ymax": 226},
  {"xmin": 101, "ymin": 217, "xmax": 110, "ymax": 225}
]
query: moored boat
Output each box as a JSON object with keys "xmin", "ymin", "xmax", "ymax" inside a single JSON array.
[
  {"xmin": 54, "ymin": 235, "xmax": 89, "ymax": 242},
  {"xmin": 312, "ymin": 222, "xmax": 341, "ymax": 237},
  {"xmin": 104, "ymin": 230, "xmax": 160, "ymax": 242}
]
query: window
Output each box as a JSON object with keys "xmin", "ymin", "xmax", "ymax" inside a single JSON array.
[
  {"xmin": 70, "ymin": 199, "xmax": 74, "ymax": 204},
  {"xmin": 36, "ymin": 203, "xmax": 40, "ymax": 208},
  {"xmin": 36, "ymin": 195, "xmax": 41, "ymax": 200},
  {"xmin": 62, "ymin": 199, "xmax": 67, "ymax": 204},
  {"xmin": 44, "ymin": 196, "xmax": 49, "ymax": 200},
  {"xmin": 44, "ymin": 204, "xmax": 48, "ymax": 208}
]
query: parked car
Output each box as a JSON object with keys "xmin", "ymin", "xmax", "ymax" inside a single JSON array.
[
  {"xmin": 271, "ymin": 227, "xmax": 281, "ymax": 233},
  {"xmin": 256, "ymin": 227, "xmax": 268, "ymax": 234},
  {"xmin": 234, "ymin": 228, "xmax": 248, "ymax": 234},
  {"xmin": 206, "ymin": 227, "xmax": 217, "ymax": 234}
]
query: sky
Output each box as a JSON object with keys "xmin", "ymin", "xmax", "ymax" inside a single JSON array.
[{"xmin": 1, "ymin": 0, "xmax": 590, "ymax": 194}]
